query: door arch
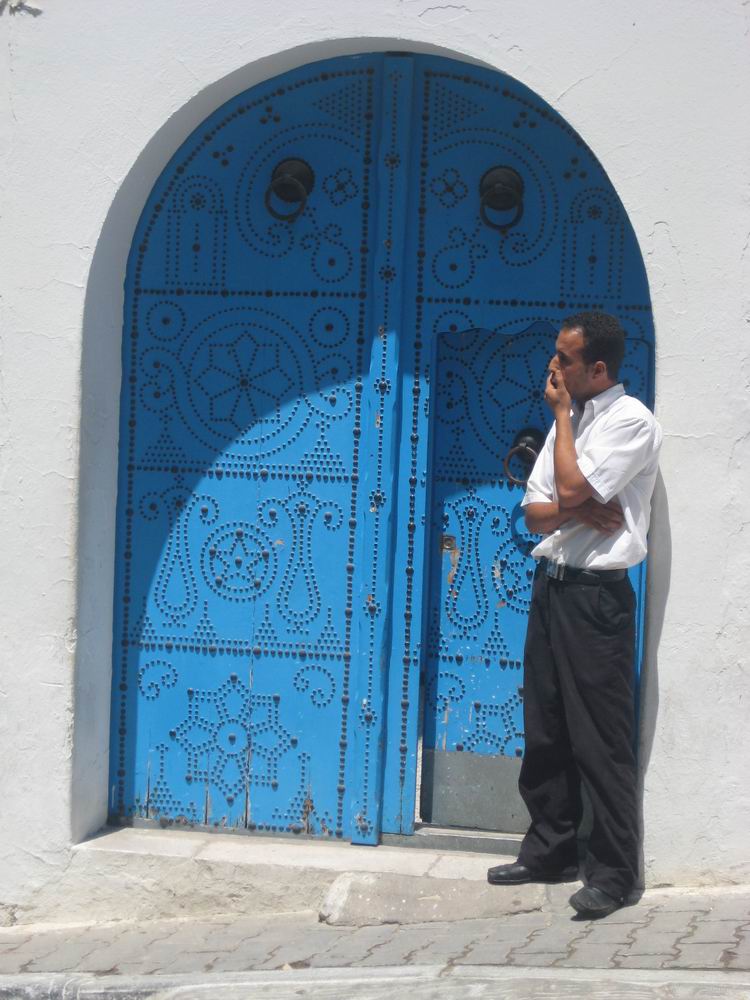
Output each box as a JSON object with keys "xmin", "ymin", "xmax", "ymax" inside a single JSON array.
[{"xmin": 109, "ymin": 52, "xmax": 654, "ymax": 845}]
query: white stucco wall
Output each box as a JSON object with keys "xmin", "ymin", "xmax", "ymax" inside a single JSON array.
[{"xmin": 1, "ymin": 0, "xmax": 748, "ymax": 914}]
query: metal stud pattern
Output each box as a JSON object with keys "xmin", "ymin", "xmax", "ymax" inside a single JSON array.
[{"xmin": 110, "ymin": 53, "xmax": 654, "ymax": 844}]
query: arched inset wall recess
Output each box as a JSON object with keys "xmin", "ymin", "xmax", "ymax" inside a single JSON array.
[{"xmin": 75, "ymin": 46, "xmax": 654, "ymax": 847}]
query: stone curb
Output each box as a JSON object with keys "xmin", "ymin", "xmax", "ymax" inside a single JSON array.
[{"xmin": 1, "ymin": 965, "xmax": 750, "ymax": 999}]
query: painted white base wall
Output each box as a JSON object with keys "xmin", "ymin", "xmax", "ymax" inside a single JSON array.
[{"xmin": 1, "ymin": 0, "xmax": 748, "ymax": 917}]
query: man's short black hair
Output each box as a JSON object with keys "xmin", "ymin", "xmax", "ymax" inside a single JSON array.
[{"xmin": 561, "ymin": 310, "xmax": 626, "ymax": 380}]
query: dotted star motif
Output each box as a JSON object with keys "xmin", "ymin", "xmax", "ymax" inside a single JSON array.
[
  {"xmin": 485, "ymin": 338, "xmax": 550, "ymax": 437},
  {"xmin": 197, "ymin": 332, "xmax": 294, "ymax": 432},
  {"xmin": 173, "ymin": 677, "xmax": 292, "ymax": 801},
  {"xmin": 208, "ymin": 530, "xmax": 264, "ymax": 591}
]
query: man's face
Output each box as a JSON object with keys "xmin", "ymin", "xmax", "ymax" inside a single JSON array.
[{"xmin": 552, "ymin": 326, "xmax": 606, "ymax": 404}]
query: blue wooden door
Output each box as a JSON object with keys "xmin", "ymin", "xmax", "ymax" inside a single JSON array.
[
  {"xmin": 110, "ymin": 54, "xmax": 417, "ymax": 844},
  {"xmin": 110, "ymin": 53, "xmax": 654, "ymax": 844},
  {"xmin": 378, "ymin": 58, "xmax": 654, "ymax": 834}
]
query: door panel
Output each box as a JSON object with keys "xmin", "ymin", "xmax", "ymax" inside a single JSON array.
[
  {"xmin": 111, "ymin": 55, "xmax": 409, "ymax": 841},
  {"xmin": 380, "ymin": 57, "xmax": 654, "ymax": 834},
  {"xmin": 417, "ymin": 323, "xmax": 652, "ymax": 831},
  {"xmin": 420, "ymin": 322, "xmax": 554, "ymax": 830}
]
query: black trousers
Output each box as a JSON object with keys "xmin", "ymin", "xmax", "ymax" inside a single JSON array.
[{"xmin": 517, "ymin": 565, "xmax": 639, "ymax": 900}]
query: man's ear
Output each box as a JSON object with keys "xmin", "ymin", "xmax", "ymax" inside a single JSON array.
[{"xmin": 593, "ymin": 360, "xmax": 608, "ymax": 380}]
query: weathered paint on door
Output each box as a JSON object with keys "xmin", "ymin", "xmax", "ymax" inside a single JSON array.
[{"xmin": 110, "ymin": 53, "xmax": 654, "ymax": 844}]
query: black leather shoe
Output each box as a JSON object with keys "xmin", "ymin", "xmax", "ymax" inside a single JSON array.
[
  {"xmin": 487, "ymin": 861, "xmax": 579, "ymax": 886},
  {"xmin": 569, "ymin": 885, "xmax": 623, "ymax": 918}
]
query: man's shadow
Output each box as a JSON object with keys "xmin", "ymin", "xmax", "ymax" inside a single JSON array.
[
  {"xmin": 631, "ymin": 469, "xmax": 671, "ymax": 901},
  {"xmin": 571, "ymin": 470, "xmax": 670, "ymax": 912}
]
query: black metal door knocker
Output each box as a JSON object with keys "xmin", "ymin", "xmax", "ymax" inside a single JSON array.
[
  {"xmin": 479, "ymin": 165, "xmax": 524, "ymax": 233},
  {"xmin": 264, "ymin": 158, "xmax": 315, "ymax": 222},
  {"xmin": 503, "ymin": 427, "xmax": 545, "ymax": 486}
]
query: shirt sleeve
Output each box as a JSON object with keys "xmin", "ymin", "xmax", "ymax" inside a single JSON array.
[
  {"xmin": 577, "ymin": 415, "xmax": 658, "ymax": 504},
  {"xmin": 521, "ymin": 429, "xmax": 556, "ymax": 507}
]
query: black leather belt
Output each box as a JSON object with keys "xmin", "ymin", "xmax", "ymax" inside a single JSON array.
[{"xmin": 540, "ymin": 557, "xmax": 627, "ymax": 584}]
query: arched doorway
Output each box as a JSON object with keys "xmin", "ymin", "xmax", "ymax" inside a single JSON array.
[{"xmin": 109, "ymin": 52, "xmax": 654, "ymax": 845}]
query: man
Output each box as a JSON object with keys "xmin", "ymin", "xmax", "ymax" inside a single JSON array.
[{"xmin": 487, "ymin": 311, "xmax": 662, "ymax": 919}]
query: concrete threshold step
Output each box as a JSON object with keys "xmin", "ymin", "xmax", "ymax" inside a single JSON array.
[
  {"xmin": 381, "ymin": 823, "xmax": 524, "ymax": 856},
  {"xmin": 14, "ymin": 826, "xmax": 522, "ymax": 928}
]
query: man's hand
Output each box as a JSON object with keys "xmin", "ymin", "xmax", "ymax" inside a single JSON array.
[
  {"xmin": 544, "ymin": 357, "xmax": 571, "ymax": 414},
  {"xmin": 573, "ymin": 497, "xmax": 624, "ymax": 535},
  {"xmin": 547, "ymin": 355, "xmax": 593, "ymax": 507}
]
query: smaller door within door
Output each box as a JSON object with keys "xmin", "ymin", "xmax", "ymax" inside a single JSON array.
[{"xmin": 419, "ymin": 321, "xmax": 555, "ymax": 832}]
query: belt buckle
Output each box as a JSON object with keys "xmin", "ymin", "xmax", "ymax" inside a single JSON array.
[{"xmin": 546, "ymin": 559, "xmax": 565, "ymax": 581}]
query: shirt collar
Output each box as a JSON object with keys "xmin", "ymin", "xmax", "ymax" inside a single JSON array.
[{"xmin": 576, "ymin": 382, "xmax": 625, "ymax": 419}]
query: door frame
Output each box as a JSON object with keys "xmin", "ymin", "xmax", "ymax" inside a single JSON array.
[{"xmin": 77, "ymin": 45, "xmax": 654, "ymax": 848}]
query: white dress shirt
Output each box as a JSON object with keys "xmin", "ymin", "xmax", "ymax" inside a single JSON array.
[{"xmin": 522, "ymin": 383, "xmax": 662, "ymax": 570}]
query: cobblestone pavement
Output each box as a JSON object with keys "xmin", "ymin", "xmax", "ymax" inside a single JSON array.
[{"xmin": 0, "ymin": 884, "xmax": 748, "ymax": 987}]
